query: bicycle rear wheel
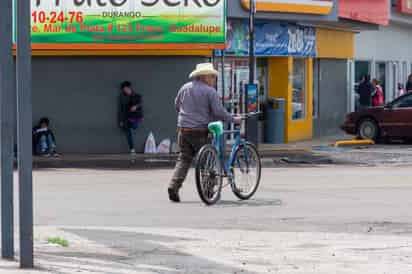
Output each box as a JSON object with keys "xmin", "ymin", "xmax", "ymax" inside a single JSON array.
[
  {"xmin": 195, "ymin": 144, "xmax": 223, "ymax": 205},
  {"xmin": 231, "ymin": 143, "xmax": 261, "ymax": 200}
]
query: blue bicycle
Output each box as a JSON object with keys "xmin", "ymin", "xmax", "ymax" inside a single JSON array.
[{"xmin": 195, "ymin": 114, "xmax": 262, "ymax": 205}]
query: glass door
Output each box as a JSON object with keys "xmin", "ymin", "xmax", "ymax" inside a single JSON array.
[
  {"xmin": 292, "ymin": 58, "xmax": 307, "ymax": 121},
  {"xmin": 376, "ymin": 62, "xmax": 386, "ymax": 102},
  {"xmin": 392, "ymin": 62, "xmax": 399, "ymax": 100}
]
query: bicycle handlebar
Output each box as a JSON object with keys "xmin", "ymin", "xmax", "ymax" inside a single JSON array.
[{"xmin": 238, "ymin": 112, "xmax": 262, "ymax": 120}]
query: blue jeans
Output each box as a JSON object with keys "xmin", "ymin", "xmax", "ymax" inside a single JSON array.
[
  {"xmin": 124, "ymin": 120, "xmax": 140, "ymax": 150},
  {"xmin": 36, "ymin": 134, "xmax": 56, "ymax": 155}
]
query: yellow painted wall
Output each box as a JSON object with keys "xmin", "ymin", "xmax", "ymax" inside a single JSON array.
[
  {"xmin": 317, "ymin": 28, "xmax": 354, "ymax": 59},
  {"xmin": 268, "ymin": 57, "xmax": 290, "ymax": 142},
  {"xmin": 268, "ymin": 57, "xmax": 290, "ymax": 99},
  {"xmin": 268, "ymin": 57, "xmax": 313, "ymax": 143}
]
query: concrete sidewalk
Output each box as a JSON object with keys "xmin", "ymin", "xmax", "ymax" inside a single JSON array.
[
  {"xmin": 30, "ymin": 134, "xmax": 351, "ymax": 169},
  {"xmin": 2, "ymin": 225, "xmax": 412, "ymax": 274}
]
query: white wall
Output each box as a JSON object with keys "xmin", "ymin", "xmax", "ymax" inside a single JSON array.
[{"xmin": 355, "ymin": 23, "xmax": 412, "ymax": 62}]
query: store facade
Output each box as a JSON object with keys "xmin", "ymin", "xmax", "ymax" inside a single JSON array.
[
  {"xmin": 224, "ymin": 0, "xmax": 360, "ymax": 143},
  {"xmin": 22, "ymin": 0, "xmax": 225, "ymax": 153},
  {"xmin": 313, "ymin": 0, "xmax": 389, "ymax": 137},
  {"xmin": 312, "ymin": 27, "xmax": 355, "ymax": 137},
  {"xmin": 217, "ymin": 20, "xmax": 317, "ymax": 142}
]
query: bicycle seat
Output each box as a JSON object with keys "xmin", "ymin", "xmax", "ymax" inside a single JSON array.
[{"xmin": 208, "ymin": 121, "xmax": 223, "ymax": 137}]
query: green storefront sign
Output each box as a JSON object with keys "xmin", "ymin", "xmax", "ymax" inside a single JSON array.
[{"xmin": 15, "ymin": 0, "xmax": 225, "ymax": 48}]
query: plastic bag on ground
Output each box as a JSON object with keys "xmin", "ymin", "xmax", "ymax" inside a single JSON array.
[
  {"xmin": 171, "ymin": 142, "xmax": 178, "ymax": 154},
  {"xmin": 157, "ymin": 139, "xmax": 171, "ymax": 154},
  {"xmin": 144, "ymin": 132, "xmax": 157, "ymax": 154}
]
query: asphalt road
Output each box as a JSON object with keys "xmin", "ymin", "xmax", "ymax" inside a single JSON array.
[
  {"xmin": 3, "ymin": 165, "xmax": 412, "ymax": 273},
  {"xmin": 31, "ymin": 166, "xmax": 412, "ymax": 231}
]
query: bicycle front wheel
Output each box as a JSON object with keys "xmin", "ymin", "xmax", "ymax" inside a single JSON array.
[
  {"xmin": 195, "ymin": 144, "xmax": 223, "ymax": 205},
  {"xmin": 231, "ymin": 142, "xmax": 261, "ymax": 200}
]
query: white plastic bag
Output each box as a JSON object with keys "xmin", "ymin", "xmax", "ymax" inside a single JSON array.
[
  {"xmin": 144, "ymin": 132, "xmax": 157, "ymax": 154},
  {"xmin": 171, "ymin": 142, "xmax": 178, "ymax": 154},
  {"xmin": 157, "ymin": 139, "xmax": 171, "ymax": 154}
]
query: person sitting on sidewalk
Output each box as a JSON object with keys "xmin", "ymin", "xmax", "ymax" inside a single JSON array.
[
  {"xmin": 118, "ymin": 81, "xmax": 144, "ymax": 154},
  {"xmin": 32, "ymin": 117, "xmax": 59, "ymax": 157}
]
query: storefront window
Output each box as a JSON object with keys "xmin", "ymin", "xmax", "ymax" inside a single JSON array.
[
  {"xmin": 402, "ymin": 62, "xmax": 408, "ymax": 86},
  {"xmin": 408, "ymin": 63, "xmax": 412, "ymax": 79},
  {"xmin": 355, "ymin": 60, "xmax": 371, "ymax": 110},
  {"xmin": 355, "ymin": 61, "xmax": 370, "ymax": 86},
  {"xmin": 215, "ymin": 58, "xmax": 249, "ymax": 141},
  {"xmin": 392, "ymin": 62, "xmax": 399, "ymax": 100},
  {"xmin": 256, "ymin": 59, "xmax": 268, "ymax": 108},
  {"xmin": 216, "ymin": 62, "xmax": 232, "ymax": 102},
  {"xmin": 215, "ymin": 57, "xmax": 249, "ymax": 114},
  {"xmin": 292, "ymin": 58, "xmax": 306, "ymax": 120}
]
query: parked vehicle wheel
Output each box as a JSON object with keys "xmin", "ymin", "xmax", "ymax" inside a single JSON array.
[{"xmin": 357, "ymin": 118, "xmax": 379, "ymax": 140}]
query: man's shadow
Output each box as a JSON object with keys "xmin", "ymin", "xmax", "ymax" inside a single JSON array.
[{"xmin": 181, "ymin": 198, "xmax": 283, "ymax": 207}]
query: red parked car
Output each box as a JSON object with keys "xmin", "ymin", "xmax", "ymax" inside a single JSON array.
[{"xmin": 341, "ymin": 93, "xmax": 412, "ymax": 141}]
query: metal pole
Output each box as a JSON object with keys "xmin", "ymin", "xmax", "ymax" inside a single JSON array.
[
  {"xmin": 249, "ymin": 0, "xmax": 255, "ymax": 86},
  {"xmin": 0, "ymin": 0, "xmax": 15, "ymax": 259},
  {"xmin": 219, "ymin": 51, "xmax": 227, "ymax": 146},
  {"xmin": 246, "ymin": 0, "xmax": 255, "ymax": 136},
  {"xmin": 221, "ymin": 51, "xmax": 225, "ymax": 105},
  {"xmin": 16, "ymin": 0, "xmax": 34, "ymax": 268}
]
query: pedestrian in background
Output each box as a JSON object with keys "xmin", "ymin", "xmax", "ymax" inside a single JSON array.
[
  {"xmin": 406, "ymin": 74, "xmax": 412, "ymax": 93},
  {"xmin": 357, "ymin": 75, "xmax": 374, "ymax": 108},
  {"xmin": 118, "ymin": 81, "xmax": 144, "ymax": 155},
  {"xmin": 372, "ymin": 79, "xmax": 384, "ymax": 107},
  {"xmin": 168, "ymin": 63, "xmax": 241, "ymax": 203},
  {"xmin": 32, "ymin": 117, "xmax": 58, "ymax": 157},
  {"xmin": 398, "ymin": 83, "xmax": 405, "ymax": 97}
]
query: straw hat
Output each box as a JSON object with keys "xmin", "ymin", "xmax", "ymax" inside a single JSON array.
[{"xmin": 189, "ymin": 63, "xmax": 218, "ymax": 79}]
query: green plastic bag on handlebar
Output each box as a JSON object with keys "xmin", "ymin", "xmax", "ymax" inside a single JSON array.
[{"xmin": 208, "ymin": 121, "xmax": 223, "ymax": 137}]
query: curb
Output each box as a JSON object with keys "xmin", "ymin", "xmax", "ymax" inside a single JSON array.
[
  {"xmin": 334, "ymin": 139, "xmax": 375, "ymax": 147},
  {"xmin": 29, "ymin": 149, "xmax": 311, "ymax": 169}
]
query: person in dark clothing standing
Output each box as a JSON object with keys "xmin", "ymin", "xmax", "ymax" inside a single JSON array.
[
  {"xmin": 118, "ymin": 81, "xmax": 144, "ymax": 154},
  {"xmin": 357, "ymin": 75, "xmax": 374, "ymax": 108},
  {"xmin": 406, "ymin": 74, "xmax": 412, "ymax": 93}
]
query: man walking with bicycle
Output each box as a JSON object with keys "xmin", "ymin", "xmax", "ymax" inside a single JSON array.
[{"xmin": 168, "ymin": 63, "xmax": 241, "ymax": 203}]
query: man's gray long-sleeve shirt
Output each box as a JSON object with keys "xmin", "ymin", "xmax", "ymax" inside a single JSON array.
[{"xmin": 175, "ymin": 80, "xmax": 233, "ymax": 129}]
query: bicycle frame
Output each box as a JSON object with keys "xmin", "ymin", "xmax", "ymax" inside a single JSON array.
[{"xmin": 211, "ymin": 129, "xmax": 249, "ymax": 177}]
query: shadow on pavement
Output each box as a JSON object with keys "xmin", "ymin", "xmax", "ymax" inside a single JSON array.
[
  {"xmin": 217, "ymin": 199, "xmax": 283, "ymax": 207},
  {"xmin": 181, "ymin": 198, "xmax": 282, "ymax": 208},
  {"xmin": 36, "ymin": 229, "xmax": 258, "ymax": 274},
  {"xmin": 32, "ymin": 158, "xmax": 176, "ymax": 171}
]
